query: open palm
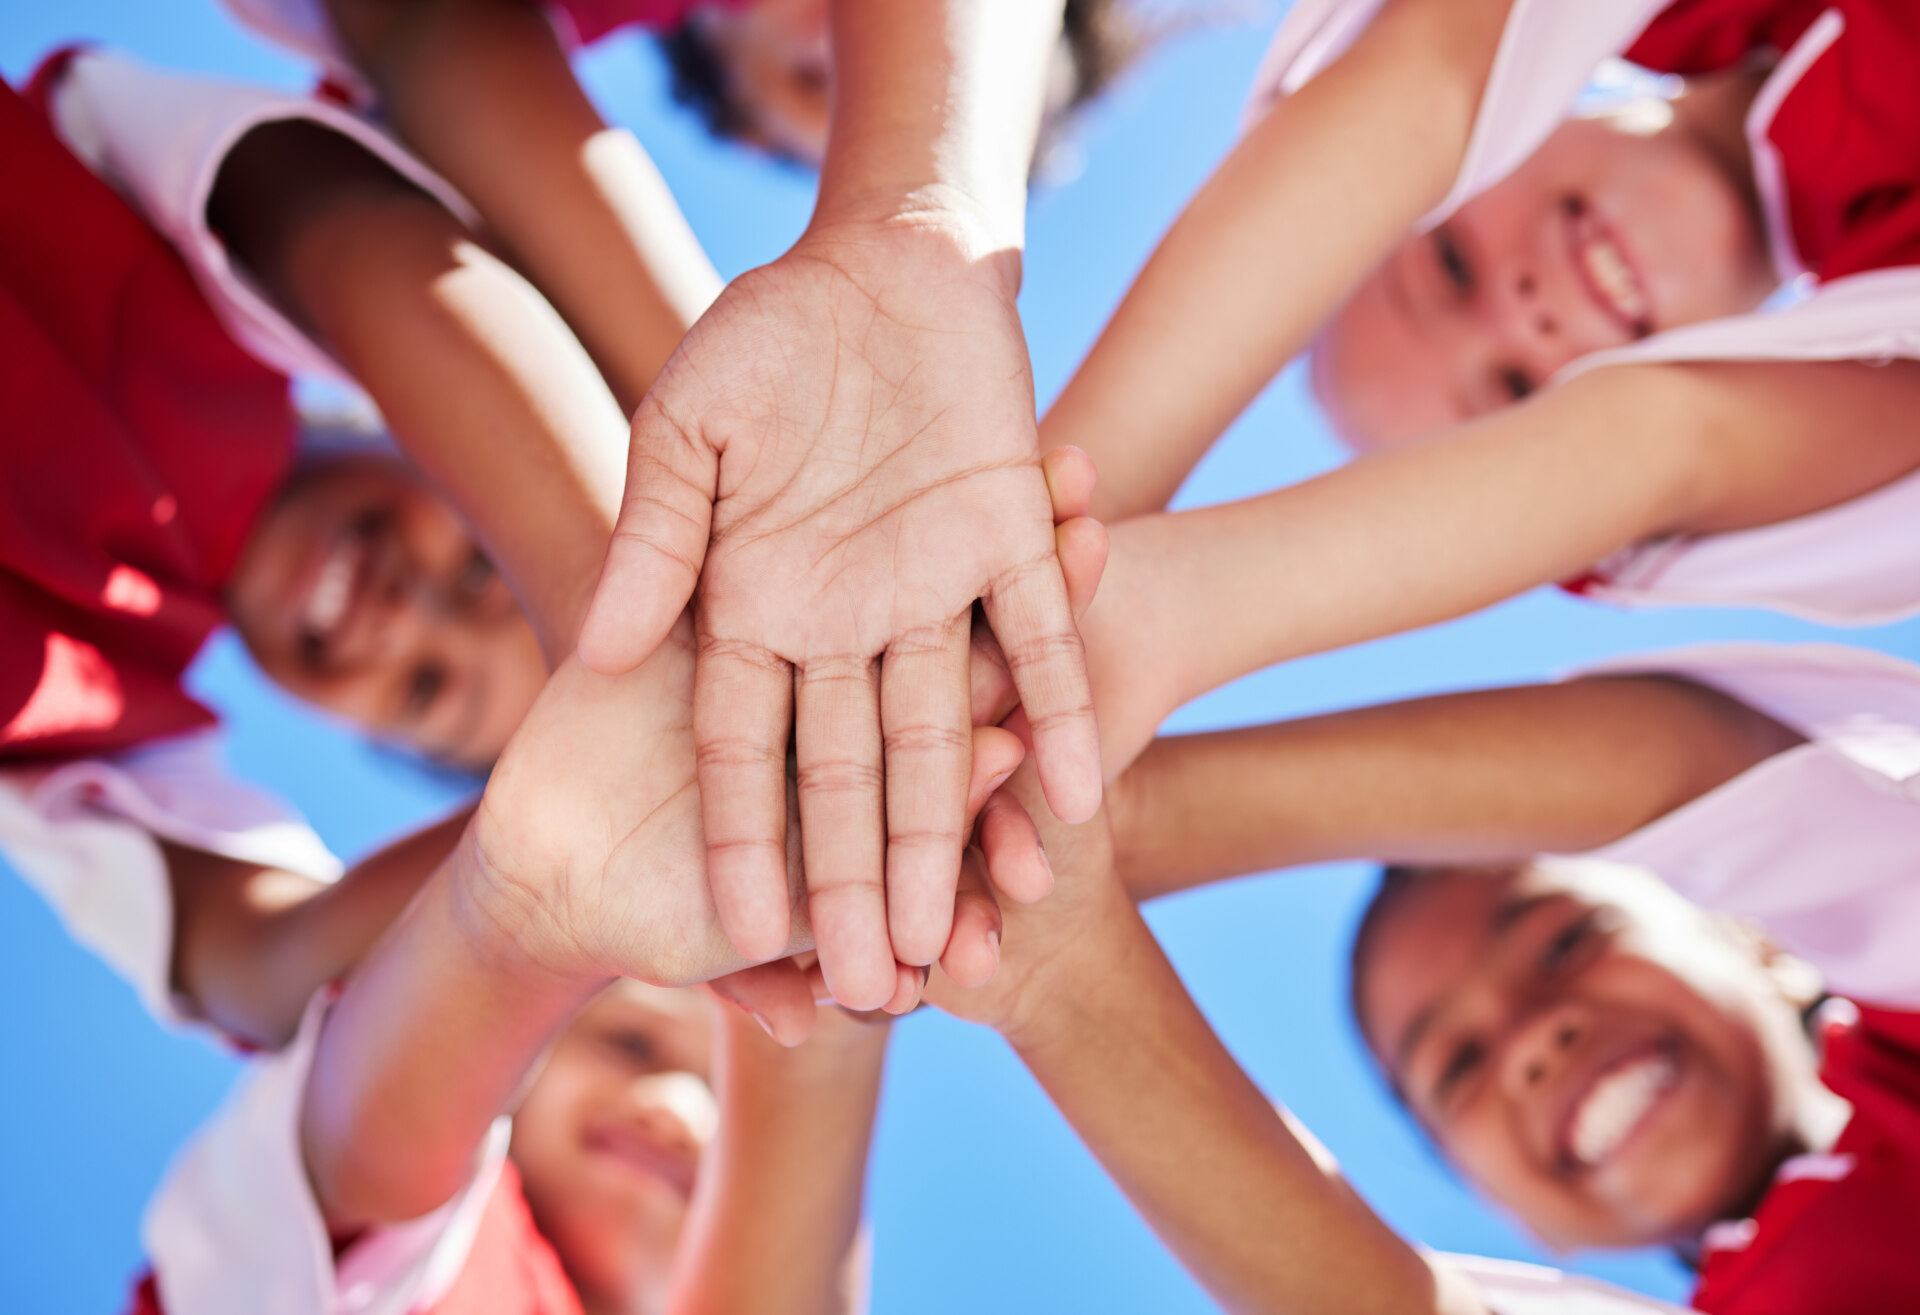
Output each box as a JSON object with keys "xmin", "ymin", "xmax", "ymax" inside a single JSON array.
[{"xmin": 580, "ymin": 222, "xmax": 1101, "ymax": 1009}]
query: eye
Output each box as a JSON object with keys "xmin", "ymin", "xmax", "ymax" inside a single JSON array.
[
  {"xmin": 456, "ymin": 549, "xmax": 496, "ymax": 604},
  {"xmin": 401, "ymin": 662, "xmax": 446, "ymax": 721},
  {"xmin": 1498, "ymin": 367, "xmax": 1535, "ymax": 402},
  {"xmin": 1435, "ymin": 1037, "xmax": 1486, "ymax": 1103},
  {"xmin": 608, "ymin": 1029, "xmax": 658, "ymax": 1067},
  {"xmin": 1540, "ymin": 913, "xmax": 1599, "ymax": 974},
  {"xmin": 1434, "ymin": 228, "xmax": 1473, "ymax": 294}
]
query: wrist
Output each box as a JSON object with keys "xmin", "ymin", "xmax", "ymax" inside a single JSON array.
[
  {"xmin": 448, "ymin": 817, "xmax": 612, "ymax": 996},
  {"xmin": 799, "ymin": 191, "xmax": 1025, "ymax": 303},
  {"xmin": 997, "ymin": 893, "xmax": 1142, "ymax": 1054}
]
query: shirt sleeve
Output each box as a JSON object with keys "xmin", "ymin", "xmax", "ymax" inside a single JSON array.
[
  {"xmin": 143, "ymin": 992, "xmax": 510, "ymax": 1315},
  {"xmin": 0, "ymin": 729, "xmax": 341, "ymax": 1027},
  {"xmin": 1243, "ymin": 0, "xmax": 1674, "ymax": 229},
  {"xmin": 1569, "ymin": 644, "xmax": 1920, "ymax": 1010},
  {"xmin": 44, "ymin": 47, "xmax": 476, "ymax": 381},
  {"xmin": 1437, "ymin": 1252, "xmax": 1694, "ymax": 1314}
]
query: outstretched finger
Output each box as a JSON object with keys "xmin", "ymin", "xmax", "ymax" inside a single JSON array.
[
  {"xmin": 1056, "ymin": 515, "xmax": 1109, "ymax": 621},
  {"xmin": 880, "ymin": 616, "xmax": 973, "ymax": 968},
  {"xmin": 977, "ymin": 784, "xmax": 1051, "ymax": 905},
  {"xmin": 578, "ymin": 404, "xmax": 718, "ymax": 674},
  {"xmin": 794, "ymin": 654, "xmax": 893, "ymax": 1012},
  {"xmin": 969, "ymin": 515, "xmax": 1108, "ymax": 730},
  {"xmin": 939, "ymin": 848, "xmax": 1004, "ymax": 989},
  {"xmin": 694, "ymin": 630, "xmax": 794, "ymax": 962},
  {"xmin": 982, "ymin": 555, "xmax": 1103, "ymax": 825}
]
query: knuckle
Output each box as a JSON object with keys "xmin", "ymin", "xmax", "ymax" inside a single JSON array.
[
  {"xmin": 883, "ymin": 722, "xmax": 972, "ymax": 757},
  {"xmin": 796, "ymin": 759, "xmax": 885, "ymax": 795}
]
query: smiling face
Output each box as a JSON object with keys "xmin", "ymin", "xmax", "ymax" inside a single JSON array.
[
  {"xmin": 511, "ymin": 982, "xmax": 718, "ymax": 1313},
  {"xmin": 1355, "ymin": 860, "xmax": 1824, "ymax": 1250},
  {"xmin": 224, "ymin": 450, "xmax": 546, "ymax": 768},
  {"xmin": 1313, "ymin": 79, "xmax": 1777, "ymax": 449}
]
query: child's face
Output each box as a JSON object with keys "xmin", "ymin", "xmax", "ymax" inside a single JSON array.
[
  {"xmin": 1355, "ymin": 861, "xmax": 1820, "ymax": 1250},
  {"xmin": 697, "ymin": 0, "xmax": 833, "ymax": 165},
  {"xmin": 226, "ymin": 452, "xmax": 546, "ymax": 768},
  {"xmin": 511, "ymin": 981, "xmax": 718, "ymax": 1311},
  {"xmin": 1313, "ymin": 94, "xmax": 1775, "ymax": 449}
]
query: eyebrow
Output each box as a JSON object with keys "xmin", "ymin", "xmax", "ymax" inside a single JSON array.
[{"xmin": 1389, "ymin": 890, "xmax": 1558, "ymax": 1080}]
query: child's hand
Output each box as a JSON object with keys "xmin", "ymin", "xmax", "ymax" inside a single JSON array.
[
  {"xmin": 924, "ymin": 751, "xmax": 1132, "ymax": 1045},
  {"xmin": 575, "ymin": 219, "xmax": 1103, "ymax": 1012},
  {"xmin": 465, "ymin": 614, "xmax": 1039, "ymax": 1042},
  {"xmin": 467, "ymin": 616, "xmax": 753, "ymax": 991}
]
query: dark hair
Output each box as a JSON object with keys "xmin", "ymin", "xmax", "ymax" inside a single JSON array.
[{"xmin": 656, "ymin": 0, "xmax": 1148, "ymax": 169}]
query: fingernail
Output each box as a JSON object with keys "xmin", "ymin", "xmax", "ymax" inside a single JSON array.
[
  {"xmin": 747, "ymin": 1009, "xmax": 776, "ymax": 1039},
  {"xmin": 985, "ymin": 769, "xmax": 1015, "ymax": 795},
  {"xmin": 1035, "ymin": 841, "xmax": 1051, "ymax": 876},
  {"xmin": 985, "ymin": 929, "xmax": 1000, "ymax": 961}
]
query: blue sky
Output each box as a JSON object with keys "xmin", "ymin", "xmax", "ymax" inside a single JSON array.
[{"xmin": 6, "ymin": 4, "xmax": 1920, "ymax": 1311}]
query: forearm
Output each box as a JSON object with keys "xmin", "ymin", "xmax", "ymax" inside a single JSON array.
[
  {"xmin": 1081, "ymin": 365, "xmax": 1715, "ymax": 741},
  {"xmin": 211, "ymin": 122, "xmax": 628, "ymax": 662},
  {"xmin": 1008, "ymin": 899, "xmax": 1482, "ymax": 1315},
  {"xmin": 1089, "ymin": 357, "xmax": 1920, "ymax": 728},
  {"xmin": 1107, "ymin": 678, "xmax": 1800, "ymax": 902},
  {"xmin": 1042, "ymin": 0, "xmax": 1513, "ymax": 521},
  {"xmin": 669, "ymin": 1010, "xmax": 888, "ymax": 1315},
  {"xmin": 301, "ymin": 828, "xmax": 604, "ymax": 1226},
  {"xmin": 167, "ymin": 808, "xmax": 473, "ymax": 1048},
  {"xmin": 813, "ymin": 0, "xmax": 1064, "ymax": 251},
  {"xmin": 327, "ymin": 0, "xmax": 721, "ymax": 414}
]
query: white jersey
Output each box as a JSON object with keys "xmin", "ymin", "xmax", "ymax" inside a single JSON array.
[
  {"xmin": 0, "ymin": 731, "xmax": 340, "ymax": 1027},
  {"xmin": 1248, "ymin": 2, "xmax": 1920, "ymax": 625},
  {"xmin": 46, "ymin": 48, "xmax": 476, "ymax": 384},
  {"xmin": 1570, "ymin": 642, "xmax": 1920, "ymax": 1011},
  {"xmin": 143, "ymin": 993, "xmax": 509, "ymax": 1315}
]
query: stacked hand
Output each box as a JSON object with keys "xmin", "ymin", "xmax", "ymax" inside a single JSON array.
[
  {"xmin": 471, "ymin": 431, "xmax": 1108, "ymax": 1041},
  {"xmin": 577, "ymin": 219, "xmax": 1104, "ymax": 1010}
]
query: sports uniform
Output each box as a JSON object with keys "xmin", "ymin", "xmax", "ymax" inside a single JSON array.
[{"xmin": 1251, "ymin": 0, "xmax": 1920, "ymax": 625}]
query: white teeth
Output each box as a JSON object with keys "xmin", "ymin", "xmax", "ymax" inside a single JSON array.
[
  {"xmin": 303, "ymin": 536, "xmax": 360, "ymax": 638},
  {"xmin": 1580, "ymin": 233, "xmax": 1649, "ymax": 324},
  {"xmin": 1569, "ymin": 1052, "xmax": 1675, "ymax": 1167}
]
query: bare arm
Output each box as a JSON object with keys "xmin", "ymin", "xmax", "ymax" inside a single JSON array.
[
  {"xmin": 324, "ymin": 0, "xmax": 720, "ymax": 416},
  {"xmin": 1041, "ymin": 0, "xmax": 1514, "ymax": 521},
  {"xmin": 667, "ymin": 1007, "xmax": 888, "ymax": 1315},
  {"xmin": 208, "ymin": 119, "xmax": 628, "ymax": 664},
  {"xmin": 935, "ymin": 779, "xmax": 1487, "ymax": 1315},
  {"xmin": 1079, "ymin": 358, "xmax": 1920, "ymax": 765},
  {"xmin": 1107, "ymin": 676, "xmax": 1801, "ymax": 902},
  {"xmin": 164, "ymin": 806, "xmax": 472, "ymax": 1049}
]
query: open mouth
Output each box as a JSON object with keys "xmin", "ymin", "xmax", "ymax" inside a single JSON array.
[
  {"xmin": 1564, "ymin": 198, "xmax": 1653, "ymax": 339},
  {"xmin": 292, "ymin": 513, "xmax": 383, "ymax": 667},
  {"xmin": 1560, "ymin": 1043, "xmax": 1679, "ymax": 1172}
]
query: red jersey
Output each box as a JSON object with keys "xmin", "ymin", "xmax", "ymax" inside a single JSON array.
[
  {"xmin": 0, "ymin": 67, "xmax": 293, "ymax": 760},
  {"xmin": 1628, "ymin": 0, "xmax": 1920, "ymax": 282},
  {"xmin": 549, "ymin": 0, "xmax": 712, "ymax": 43},
  {"xmin": 1692, "ymin": 1002, "xmax": 1920, "ymax": 1314}
]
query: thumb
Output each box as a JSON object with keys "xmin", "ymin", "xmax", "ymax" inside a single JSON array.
[{"xmin": 578, "ymin": 406, "xmax": 718, "ymax": 674}]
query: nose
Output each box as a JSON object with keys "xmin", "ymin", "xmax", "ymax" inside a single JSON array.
[
  {"xmin": 627, "ymin": 1072, "xmax": 718, "ymax": 1153},
  {"xmin": 1483, "ymin": 266, "xmax": 1583, "ymax": 382},
  {"xmin": 1499, "ymin": 1001, "xmax": 1591, "ymax": 1099}
]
